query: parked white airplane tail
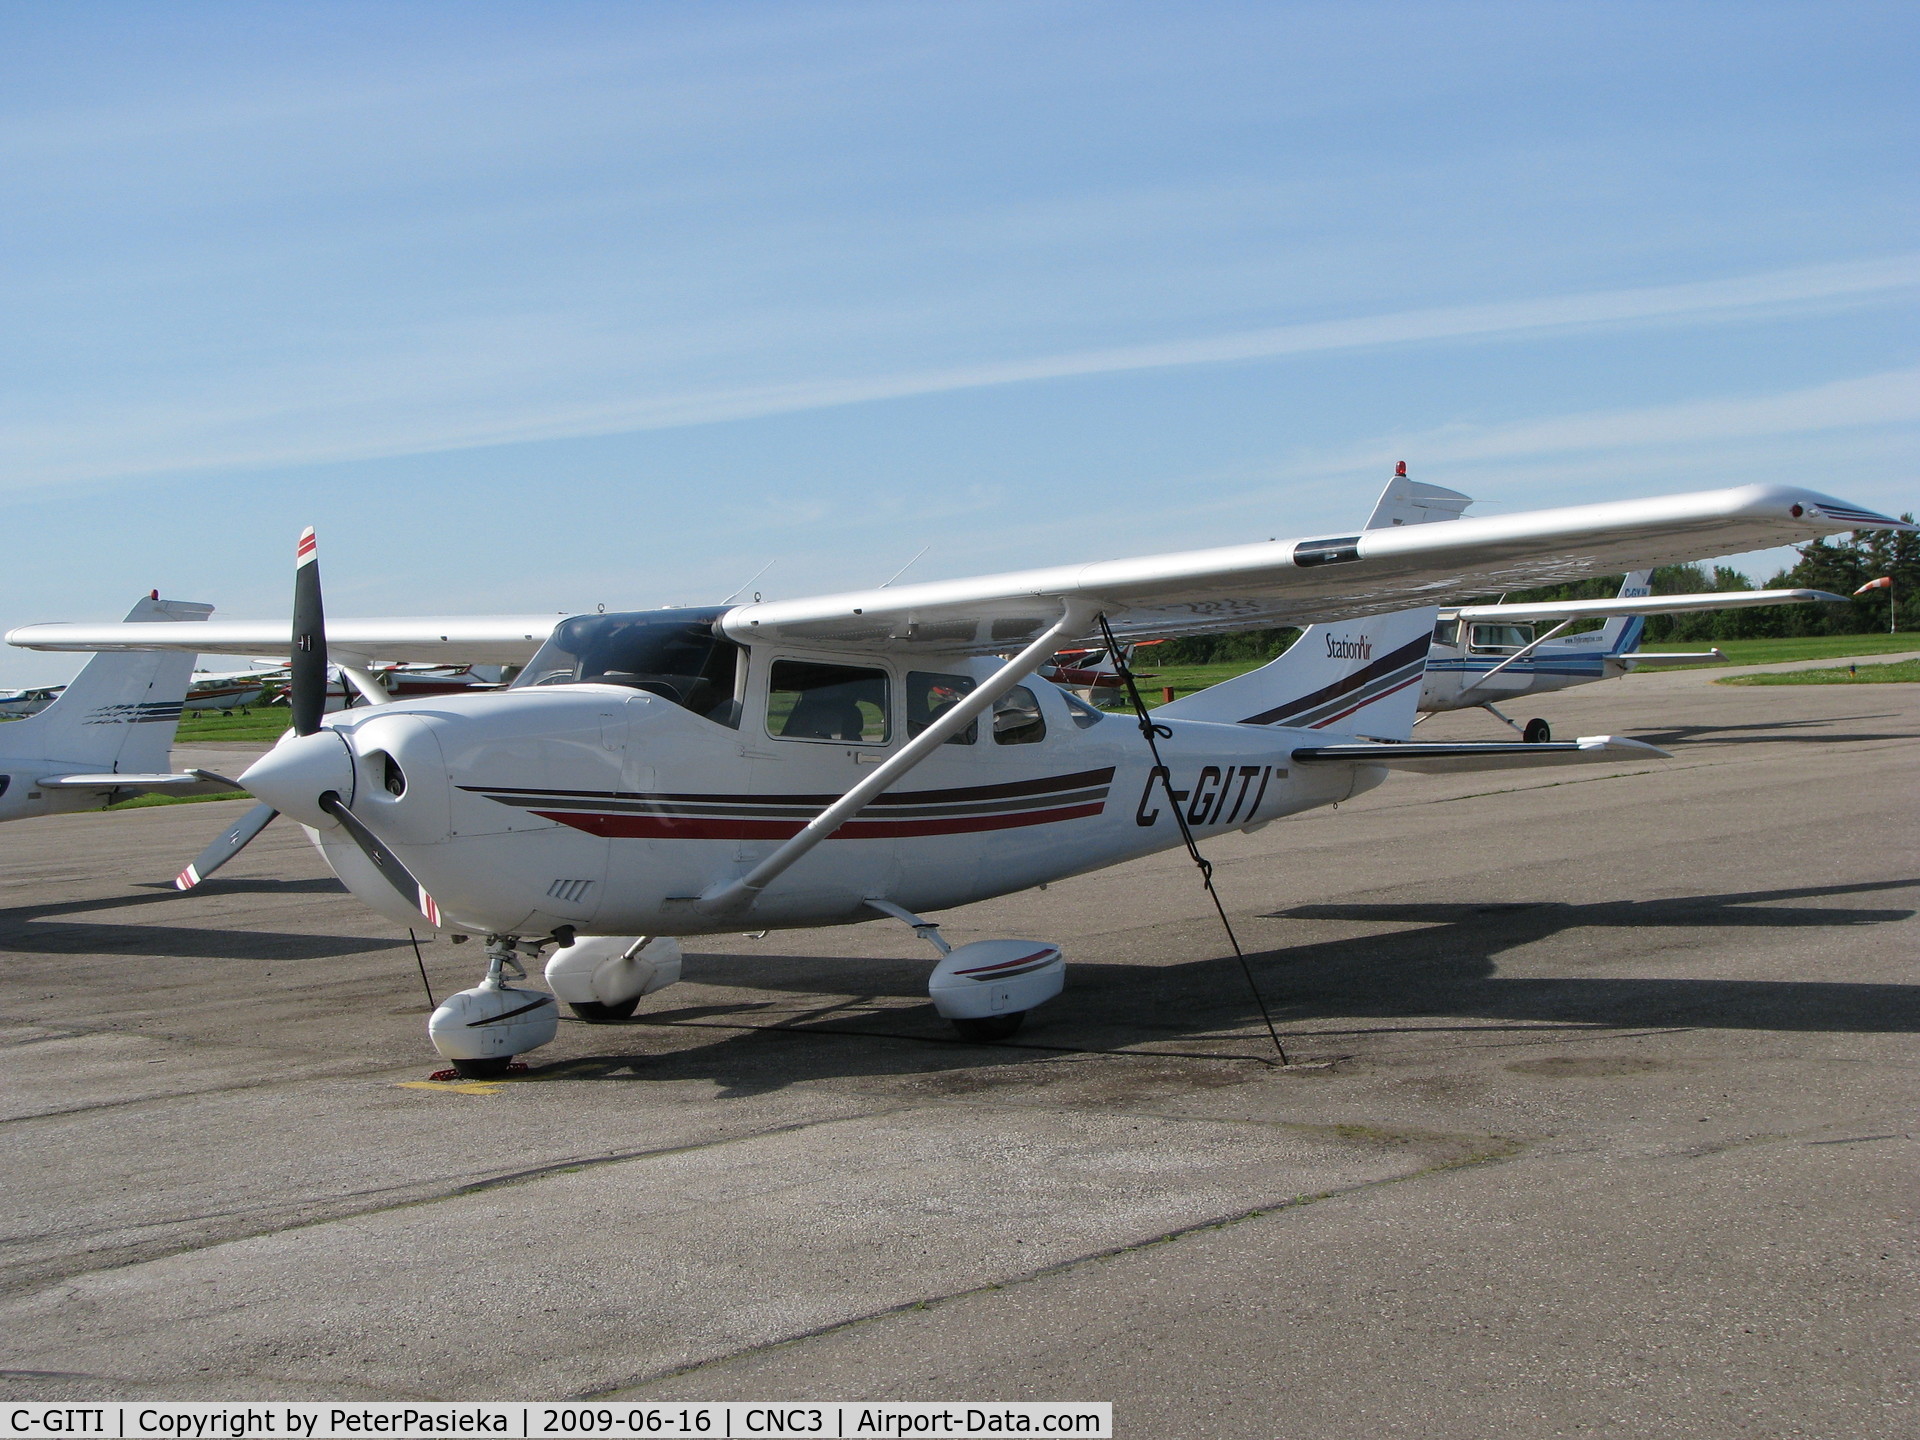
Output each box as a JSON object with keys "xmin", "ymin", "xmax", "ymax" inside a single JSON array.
[
  {"xmin": 6, "ymin": 594, "xmax": 213, "ymax": 772},
  {"xmin": 1155, "ymin": 464, "xmax": 1457, "ymax": 740},
  {"xmin": 1155, "ymin": 606, "xmax": 1438, "ymax": 740},
  {"xmin": 1596, "ymin": 570, "xmax": 1653, "ymax": 655},
  {"xmin": 1362, "ymin": 465, "xmax": 1473, "ymax": 530}
]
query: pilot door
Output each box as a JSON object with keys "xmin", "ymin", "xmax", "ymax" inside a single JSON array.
[{"xmin": 1458, "ymin": 621, "xmax": 1537, "ymax": 695}]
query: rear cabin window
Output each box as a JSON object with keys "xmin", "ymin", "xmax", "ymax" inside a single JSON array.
[
  {"xmin": 993, "ymin": 685, "xmax": 1046, "ymax": 745},
  {"xmin": 1059, "ymin": 690, "xmax": 1105, "ymax": 729},
  {"xmin": 511, "ymin": 607, "xmax": 743, "ymax": 728},
  {"xmin": 906, "ymin": 671, "xmax": 977, "ymax": 744},
  {"xmin": 1432, "ymin": 619, "xmax": 1460, "ymax": 646},
  {"xmin": 768, "ymin": 661, "xmax": 890, "ymax": 744}
]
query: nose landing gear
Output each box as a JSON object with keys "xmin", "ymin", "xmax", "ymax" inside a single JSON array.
[{"xmin": 427, "ymin": 934, "xmax": 559, "ymax": 1078}]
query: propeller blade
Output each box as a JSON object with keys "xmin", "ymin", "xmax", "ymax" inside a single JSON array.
[
  {"xmin": 318, "ymin": 791, "xmax": 441, "ymax": 927},
  {"xmin": 290, "ymin": 526, "xmax": 328, "ymax": 737},
  {"xmin": 186, "ymin": 767, "xmax": 245, "ymax": 790},
  {"xmin": 175, "ymin": 801, "xmax": 279, "ymax": 890}
]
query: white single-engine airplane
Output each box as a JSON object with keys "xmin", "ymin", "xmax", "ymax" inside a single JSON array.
[
  {"xmin": 12, "ymin": 482, "xmax": 1907, "ymax": 1075},
  {"xmin": 0, "ymin": 592, "xmax": 217, "ymax": 821}
]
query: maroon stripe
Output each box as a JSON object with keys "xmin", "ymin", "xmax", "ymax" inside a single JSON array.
[
  {"xmin": 535, "ymin": 801, "xmax": 1105, "ymax": 841},
  {"xmin": 464, "ymin": 766, "xmax": 1114, "ymax": 809},
  {"xmin": 954, "ymin": 948, "xmax": 1057, "ymax": 976}
]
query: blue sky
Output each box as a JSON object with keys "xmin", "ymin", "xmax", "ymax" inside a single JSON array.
[{"xmin": 2, "ymin": 1, "xmax": 1914, "ymax": 684}]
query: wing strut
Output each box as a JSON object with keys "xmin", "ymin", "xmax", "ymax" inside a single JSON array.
[{"xmin": 695, "ymin": 599, "xmax": 1097, "ymax": 914}]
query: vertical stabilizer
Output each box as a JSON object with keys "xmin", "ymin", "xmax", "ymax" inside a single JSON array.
[
  {"xmin": 7, "ymin": 595, "xmax": 213, "ymax": 770},
  {"xmin": 1599, "ymin": 570, "xmax": 1652, "ymax": 655},
  {"xmin": 1362, "ymin": 464, "xmax": 1473, "ymax": 530},
  {"xmin": 1157, "ymin": 607, "xmax": 1439, "ymax": 740}
]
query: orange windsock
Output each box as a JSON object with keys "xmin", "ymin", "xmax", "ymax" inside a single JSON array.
[{"xmin": 1853, "ymin": 576, "xmax": 1893, "ymax": 595}]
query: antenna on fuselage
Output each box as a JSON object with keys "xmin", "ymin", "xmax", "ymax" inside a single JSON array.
[
  {"xmin": 879, "ymin": 545, "xmax": 930, "ymax": 589},
  {"xmin": 720, "ymin": 560, "xmax": 777, "ymax": 606}
]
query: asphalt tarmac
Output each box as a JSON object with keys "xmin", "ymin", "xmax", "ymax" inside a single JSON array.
[{"xmin": 1, "ymin": 658, "xmax": 1914, "ymax": 1437}]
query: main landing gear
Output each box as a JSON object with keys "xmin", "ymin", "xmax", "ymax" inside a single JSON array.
[
  {"xmin": 867, "ymin": 900, "xmax": 1065, "ymax": 1043},
  {"xmin": 1480, "ymin": 702, "xmax": 1553, "ymax": 744},
  {"xmin": 544, "ymin": 935, "xmax": 683, "ymax": 1023}
]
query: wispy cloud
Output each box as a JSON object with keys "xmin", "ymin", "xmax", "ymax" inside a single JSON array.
[
  {"xmin": 5, "ymin": 255, "xmax": 1915, "ymax": 490},
  {"xmin": 1357, "ymin": 364, "xmax": 1920, "ymax": 470}
]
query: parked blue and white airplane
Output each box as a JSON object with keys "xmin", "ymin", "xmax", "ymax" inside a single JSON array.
[
  {"xmin": 1419, "ymin": 571, "xmax": 1846, "ymax": 741},
  {"xmin": 0, "ymin": 592, "xmax": 221, "ymax": 822}
]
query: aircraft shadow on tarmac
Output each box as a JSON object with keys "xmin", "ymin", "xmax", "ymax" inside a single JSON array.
[
  {"xmin": 529, "ymin": 876, "xmax": 1920, "ymax": 1096},
  {"xmin": 0, "ymin": 877, "xmax": 400, "ymax": 962},
  {"xmin": 1627, "ymin": 713, "xmax": 1912, "ymax": 746}
]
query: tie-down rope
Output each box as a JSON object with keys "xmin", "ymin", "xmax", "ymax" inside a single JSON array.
[{"xmin": 1095, "ymin": 614, "xmax": 1288, "ymax": 1064}]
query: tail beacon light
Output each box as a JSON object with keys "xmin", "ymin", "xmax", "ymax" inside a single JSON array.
[{"xmin": 928, "ymin": 939, "xmax": 1065, "ymax": 1021}]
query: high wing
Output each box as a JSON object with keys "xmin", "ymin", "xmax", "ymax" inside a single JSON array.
[
  {"xmin": 715, "ymin": 485, "xmax": 1908, "ymax": 654},
  {"xmin": 6, "ymin": 615, "xmax": 562, "ymax": 665},
  {"xmin": 1446, "ymin": 588, "xmax": 1847, "ymax": 623},
  {"xmin": 36, "ymin": 772, "xmax": 220, "ymax": 790},
  {"xmin": 4, "ymin": 485, "xmax": 1906, "ymax": 664}
]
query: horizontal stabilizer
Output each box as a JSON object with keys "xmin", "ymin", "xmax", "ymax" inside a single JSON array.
[
  {"xmin": 1291, "ymin": 735, "xmax": 1668, "ymax": 773},
  {"xmin": 1621, "ymin": 650, "xmax": 1726, "ymax": 666}
]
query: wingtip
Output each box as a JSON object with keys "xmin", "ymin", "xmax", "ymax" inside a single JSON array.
[{"xmin": 1574, "ymin": 735, "xmax": 1671, "ymax": 759}]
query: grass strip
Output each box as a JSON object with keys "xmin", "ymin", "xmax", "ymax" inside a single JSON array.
[{"xmin": 1718, "ymin": 658, "xmax": 1920, "ymax": 686}]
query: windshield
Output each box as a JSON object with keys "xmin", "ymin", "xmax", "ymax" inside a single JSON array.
[{"xmin": 512, "ymin": 607, "xmax": 742, "ymax": 727}]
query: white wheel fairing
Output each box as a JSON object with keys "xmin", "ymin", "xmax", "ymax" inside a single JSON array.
[
  {"xmin": 929, "ymin": 940, "xmax": 1065, "ymax": 1021},
  {"xmin": 427, "ymin": 982, "xmax": 558, "ymax": 1062}
]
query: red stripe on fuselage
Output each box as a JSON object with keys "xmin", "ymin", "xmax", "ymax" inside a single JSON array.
[{"xmin": 534, "ymin": 801, "xmax": 1106, "ymax": 841}]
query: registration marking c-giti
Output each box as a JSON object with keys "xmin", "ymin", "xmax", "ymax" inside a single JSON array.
[{"xmin": 1134, "ymin": 763, "xmax": 1278, "ymax": 829}]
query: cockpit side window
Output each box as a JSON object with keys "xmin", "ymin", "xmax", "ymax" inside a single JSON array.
[
  {"xmin": 767, "ymin": 660, "xmax": 890, "ymax": 744},
  {"xmin": 1432, "ymin": 619, "xmax": 1460, "ymax": 646},
  {"xmin": 1467, "ymin": 623, "xmax": 1535, "ymax": 655},
  {"xmin": 511, "ymin": 606, "xmax": 743, "ymax": 727},
  {"xmin": 992, "ymin": 685, "xmax": 1046, "ymax": 745},
  {"xmin": 907, "ymin": 671, "xmax": 977, "ymax": 744}
]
